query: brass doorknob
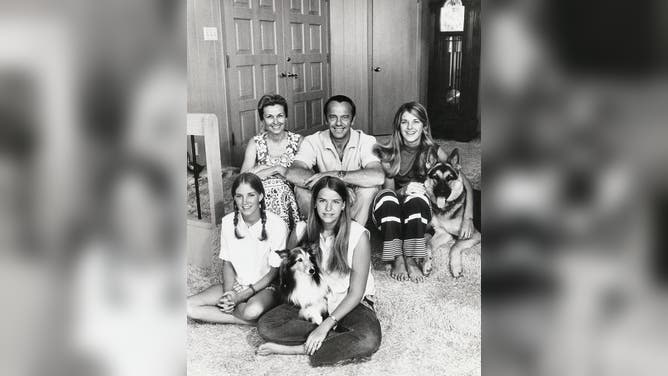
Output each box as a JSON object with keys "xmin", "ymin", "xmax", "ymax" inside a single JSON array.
[
  {"xmin": 373, "ymin": 66, "xmax": 382, "ymax": 72},
  {"xmin": 287, "ymin": 72, "xmax": 299, "ymax": 78}
]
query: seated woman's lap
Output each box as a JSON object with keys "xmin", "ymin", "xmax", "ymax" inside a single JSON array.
[
  {"xmin": 372, "ymin": 189, "xmax": 430, "ymax": 222},
  {"xmin": 257, "ymin": 303, "xmax": 382, "ymax": 365},
  {"xmin": 312, "ymin": 304, "xmax": 381, "ymax": 366},
  {"xmin": 257, "ymin": 304, "xmax": 317, "ymax": 345}
]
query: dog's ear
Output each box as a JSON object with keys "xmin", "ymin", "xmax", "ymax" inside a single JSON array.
[
  {"xmin": 425, "ymin": 148, "xmax": 439, "ymax": 170},
  {"xmin": 300, "ymin": 242, "xmax": 314, "ymax": 255},
  {"xmin": 447, "ymin": 148, "xmax": 461, "ymax": 170},
  {"xmin": 296, "ymin": 239, "xmax": 312, "ymax": 252},
  {"xmin": 275, "ymin": 249, "xmax": 290, "ymax": 260}
]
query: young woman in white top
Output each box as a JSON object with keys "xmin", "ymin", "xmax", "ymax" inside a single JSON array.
[
  {"xmin": 256, "ymin": 176, "xmax": 381, "ymax": 366},
  {"xmin": 187, "ymin": 173, "xmax": 288, "ymax": 324}
]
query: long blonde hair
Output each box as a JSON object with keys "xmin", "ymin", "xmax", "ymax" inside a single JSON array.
[
  {"xmin": 305, "ymin": 176, "xmax": 351, "ymax": 274},
  {"xmin": 373, "ymin": 101, "xmax": 439, "ymax": 178}
]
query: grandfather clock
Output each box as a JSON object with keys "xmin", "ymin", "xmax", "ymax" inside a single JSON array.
[{"xmin": 427, "ymin": 0, "xmax": 480, "ymax": 141}]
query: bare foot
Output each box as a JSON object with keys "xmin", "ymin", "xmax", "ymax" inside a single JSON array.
[
  {"xmin": 390, "ymin": 256, "xmax": 408, "ymax": 281},
  {"xmin": 449, "ymin": 247, "xmax": 463, "ymax": 278},
  {"xmin": 405, "ymin": 257, "xmax": 425, "ymax": 282},
  {"xmin": 257, "ymin": 342, "xmax": 305, "ymax": 356}
]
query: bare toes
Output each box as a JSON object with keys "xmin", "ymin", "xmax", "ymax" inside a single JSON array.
[{"xmin": 409, "ymin": 274, "xmax": 424, "ymax": 283}]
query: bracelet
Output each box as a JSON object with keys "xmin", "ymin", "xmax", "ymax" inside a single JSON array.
[
  {"xmin": 249, "ymin": 285, "xmax": 256, "ymax": 295},
  {"xmin": 329, "ymin": 314, "xmax": 338, "ymax": 325}
]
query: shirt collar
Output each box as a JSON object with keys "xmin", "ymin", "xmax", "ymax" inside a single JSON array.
[
  {"xmin": 238, "ymin": 217, "xmax": 262, "ymax": 236},
  {"xmin": 320, "ymin": 129, "xmax": 360, "ymax": 152}
]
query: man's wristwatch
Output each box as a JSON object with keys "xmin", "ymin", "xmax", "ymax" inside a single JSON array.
[{"xmin": 337, "ymin": 170, "xmax": 347, "ymax": 178}]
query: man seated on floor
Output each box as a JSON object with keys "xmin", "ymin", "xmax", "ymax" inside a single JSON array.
[{"xmin": 286, "ymin": 95, "xmax": 384, "ymax": 226}]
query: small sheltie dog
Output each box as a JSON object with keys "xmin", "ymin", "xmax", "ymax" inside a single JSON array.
[{"xmin": 275, "ymin": 245, "xmax": 329, "ymax": 324}]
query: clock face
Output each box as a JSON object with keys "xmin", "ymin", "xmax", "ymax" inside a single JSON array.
[{"xmin": 440, "ymin": 3, "xmax": 465, "ymax": 32}]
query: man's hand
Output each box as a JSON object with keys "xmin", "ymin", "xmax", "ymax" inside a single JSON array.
[{"xmin": 304, "ymin": 171, "xmax": 338, "ymax": 189}]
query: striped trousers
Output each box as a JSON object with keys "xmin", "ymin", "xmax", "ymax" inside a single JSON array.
[{"xmin": 371, "ymin": 189, "xmax": 432, "ymax": 262}]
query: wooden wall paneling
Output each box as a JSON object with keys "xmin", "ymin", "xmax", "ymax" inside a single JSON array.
[
  {"xmin": 187, "ymin": 0, "xmax": 231, "ymax": 165},
  {"xmin": 329, "ymin": 0, "xmax": 369, "ymax": 133}
]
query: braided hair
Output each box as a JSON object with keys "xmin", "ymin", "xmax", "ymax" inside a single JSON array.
[
  {"xmin": 231, "ymin": 172, "xmax": 268, "ymax": 241},
  {"xmin": 233, "ymin": 200, "xmax": 243, "ymax": 239},
  {"xmin": 259, "ymin": 197, "xmax": 268, "ymax": 241}
]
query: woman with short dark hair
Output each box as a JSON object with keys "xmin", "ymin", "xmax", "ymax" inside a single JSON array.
[{"xmin": 241, "ymin": 94, "xmax": 302, "ymax": 231}]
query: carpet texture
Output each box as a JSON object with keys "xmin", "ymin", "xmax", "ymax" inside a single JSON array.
[{"xmin": 187, "ymin": 237, "xmax": 480, "ymax": 376}]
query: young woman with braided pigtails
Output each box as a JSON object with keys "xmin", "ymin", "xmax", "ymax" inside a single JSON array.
[{"xmin": 187, "ymin": 173, "xmax": 288, "ymax": 324}]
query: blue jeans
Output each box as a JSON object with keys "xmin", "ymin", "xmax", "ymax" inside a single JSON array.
[{"xmin": 257, "ymin": 301, "xmax": 382, "ymax": 366}]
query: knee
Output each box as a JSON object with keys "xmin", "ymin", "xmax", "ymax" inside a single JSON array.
[
  {"xmin": 356, "ymin": 331, "xmax": 381, "ymax": 356},
  {"xmin": 403, "ymin": 194, "xmax": 430, "ymax": 210},
  {"xmin": 374, "ymin": 197, "xmax": 400, "ymax": 217},
  {"xmin": 239, "ymin": 303, "xmax": 264, "ymax": 321},
  {"xmin": 294, "ymin": 186, "xmax": 311, "ymax": 200},
  {"xmin": 186, "ymin": 297, "xmax": 198, "ymax": 319},
  {"xmin": 257, "ymin": 313, "xmax": 280, "ymax": 341},
  {"xmin": 357, "ymin": 186, "xmax": 380, "ymax": 203}
]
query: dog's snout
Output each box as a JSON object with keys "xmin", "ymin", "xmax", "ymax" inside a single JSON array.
[
  {"xmin": 308, "ymin": 268, "xmax": 315, "ymax": 275},
  {"xmin": 434, "ymin": 180, "xmax": 451, "ymax": 198}
]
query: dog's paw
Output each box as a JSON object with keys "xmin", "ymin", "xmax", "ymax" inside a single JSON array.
[
  {"xmin": 421, "ymin": 247, "xmax": 433, "ymax": 276},
  {"xmin": 422, "ymin": 258, "xmax": 433, "ymax": 276},
  {"xmin": 311, "ymin": 315, "xmax": 323, "ymax": 325},
  {"xmin": 449, "ymin": 249, "xmax": 463, "ymax": 278}
]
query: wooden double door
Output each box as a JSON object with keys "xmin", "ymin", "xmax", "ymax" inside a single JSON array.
[{"xmin": 222, "ymin": 0, "xmax": 330, "ymax": 165}]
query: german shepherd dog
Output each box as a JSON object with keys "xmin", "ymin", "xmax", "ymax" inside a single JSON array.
[
  {"xmin": 423, "ymin": 148, "xmax": 481, "ymax": 277},
  {"xmin": 275, "ymin": 245, "xmax": 330, "ymax": 324}
]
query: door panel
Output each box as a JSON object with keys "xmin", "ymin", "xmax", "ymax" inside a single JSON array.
[
  {"xmin": 372, "ymin": 0, "xmax": 419, "ymax": 135},
  {"xmin": 223, "ymin": 0, "xmax": 329, "ymax": 163},
  {"xmin": 282, "ymin": 0, "xmax": 329, "ymax": 133},
  {"xmin": 223, "ymin": 0, "xmax": 286, "ymax": 166}
]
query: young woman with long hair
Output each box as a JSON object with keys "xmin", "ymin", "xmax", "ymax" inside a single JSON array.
[
  {"xmin": 372, "ymin": 102, "xmax": 475, "ymax": 281},
  {"xmin": 187, "ymin": 173, "xmax": 288, "ymax": 324},
  {"xmin": 256, "ymin": 176, "xmax": 381, "ymax": 366}
]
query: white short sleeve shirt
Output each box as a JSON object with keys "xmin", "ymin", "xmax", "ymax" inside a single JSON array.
[
  {"xmin": 294, "ymin": 129, "xmax": 380, "ymax": 172},
  {"xmin": 219, "ymin": 211, "xmax": 287, "ymax": 286}
]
